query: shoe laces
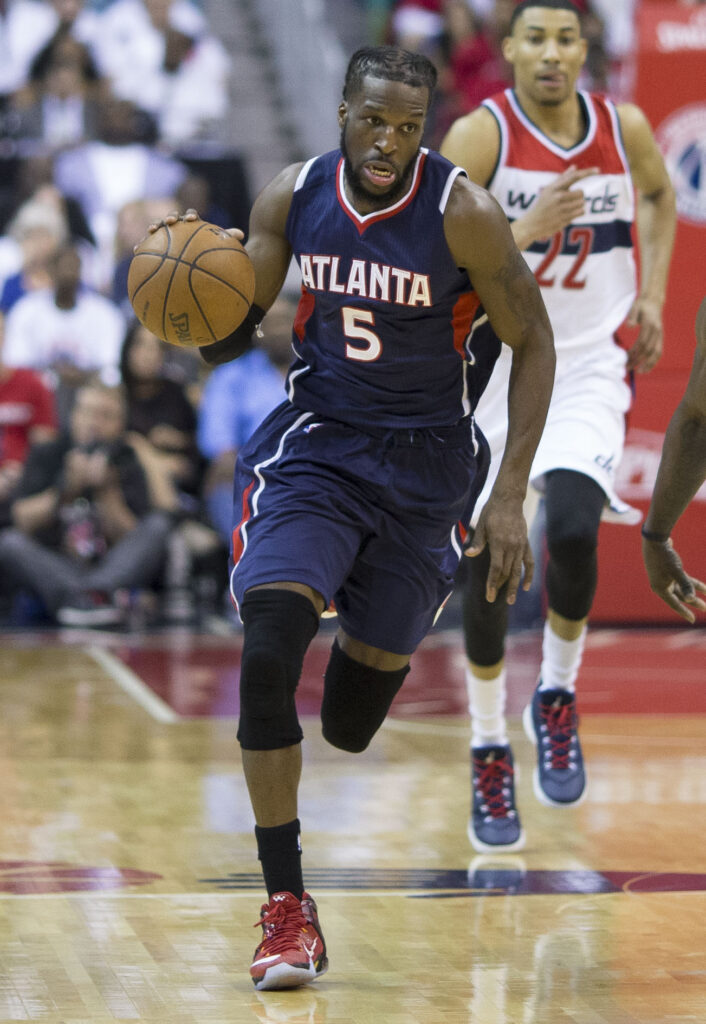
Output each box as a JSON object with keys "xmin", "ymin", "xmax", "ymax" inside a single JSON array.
[
  {"xmin": 473, "ymin": 753, "xmax": 515, "ymax": 818},
  {"xmin": 254, "ymin": 897, "xmax": 309, "ymax": 954},
  {"xmin": 540, "ymin": 696, "xmax": 578, "ymax": 769}
]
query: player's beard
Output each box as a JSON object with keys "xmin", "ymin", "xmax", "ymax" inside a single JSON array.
[{"xmin": 340, "ymin": 126, "xmax": 418, "ymax": 208}]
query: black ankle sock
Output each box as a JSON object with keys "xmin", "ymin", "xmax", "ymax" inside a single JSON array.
[{"xmin": 255, "ymin": 818, "xmax": 304, "ymax": 899}]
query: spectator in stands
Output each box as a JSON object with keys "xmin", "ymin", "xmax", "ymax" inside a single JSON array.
[
  {"xmin": 0, "ymin": 189, "xmax": 68, "ymax": 313},
  {"xmin": 0, "ymin": 310, "xmax": 57, "ymax": 528},
  {"xmin": 3, "ymin": 241, "xmax": 126, "ymax": 426},
  {"xmin": 53, "ymin": 95, "xmax": 187, "ymax": 288},
  {"xmin": 0, "ymin": 380, "xmax": 170, "ymax": 626},
  {"xmin": 6, "ymin": 28, "xmax": 104, "ymax": 156},
  {"xmin": 0, "ymin": 0, "xmax": 98, "ymax": 108},
  {"xmin": 432, "ymin": 0, "xmax": 511, "ymax": 145},
  {"xmin": 89, "ymin": 0, "xmax": 230, "ymax": 145},
  {"xmin": 120, "ymin": 319, "xmax": 221, "ymax": 622},
  {"xmin": 197, "ymin": 296, "xmax": 294, "ymax": 545}
]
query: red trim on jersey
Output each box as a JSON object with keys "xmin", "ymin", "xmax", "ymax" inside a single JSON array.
[
  {"xmin": 451, "ymin": 291, "xmax": 481, "ymax": 356},
  {"xmin": 457, "ymin": 520, "xmax": 468, "ymax": 546},
  {"xmin": 492, "ymin": 90, "xmax": 627, "ymax": 175},
  {"xmin": 231, "ymin": 480, "xmax": 255, "ymax": 568},
  {"xmin": 335, "ymin": 152, "xmax": 428, "ymax": 235},
  {"xmin": 294, "ymin": 287, "xmax": 316, "ymax": 342}
]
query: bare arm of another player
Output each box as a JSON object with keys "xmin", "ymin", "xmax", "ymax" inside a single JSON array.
[
  {"xmin": 440, "ymin": 108, "xmax": 597, "ymax": 250},
  {"xmin": 641, "ymin": 299, "xmax": 706, "ymax": 622},
  {"xmin": 619, "ymin": 103, "xmax": 677, "ymax": 374},
  {"xmin": 444, "ymin": 177, "xmax": 555, "ymax": 605}
]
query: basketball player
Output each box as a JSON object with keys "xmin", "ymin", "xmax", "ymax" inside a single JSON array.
[
  {"xmin": 641, "ymin": 297, "xmax": 706, "ymax": 621},
  {"xmin": 440, "ymin": 0, "xmax": 676, "ymax": 851},
  {"xmin": 160, "ymin": 47, "xmax": 554, "ymax": 989}
]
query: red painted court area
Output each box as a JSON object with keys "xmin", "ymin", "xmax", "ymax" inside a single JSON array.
[{"xmin": 117, "ymin": 626, "xmax": 706, "ymax": 719}]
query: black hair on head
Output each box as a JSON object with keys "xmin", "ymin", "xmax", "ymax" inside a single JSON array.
[
  {"xmin": 509, "ymin": 0, "xmax": 583, "ymax": 34},
  {"xmin": 342, "ymin": 45, "xmax": 437, "ymax": 102}
]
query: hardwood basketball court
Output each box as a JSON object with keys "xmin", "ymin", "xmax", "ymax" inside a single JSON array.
[{"xmin": 0, "ymin": 622, "xmax": 705, "ymax": 1023}]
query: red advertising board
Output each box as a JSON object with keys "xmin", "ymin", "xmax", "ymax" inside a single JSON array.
[{"xmin": 591, "ymin": 3, "xmax": 706, "ymax": 623}]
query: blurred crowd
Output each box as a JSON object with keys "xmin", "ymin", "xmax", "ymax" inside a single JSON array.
[
  {"xmin": 382, "ymin": 0, "xmax": 638, "ymax": 146},
  {"xmin": 0, "ymin": 0, "xmax": 682, "ymax": 632},
  {"xmin": 0, "ymin": 0, "xmax": 288, "ymax": 630}
]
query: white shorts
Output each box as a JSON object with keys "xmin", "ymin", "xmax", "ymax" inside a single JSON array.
[{"xmin": 471, "ymin": 340, "xmax": 634, "ymax": 528}]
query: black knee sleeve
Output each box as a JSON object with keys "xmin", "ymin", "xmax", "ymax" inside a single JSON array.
[
  {"xmin": 237, "ymin": 590, "xmax": 320, "ymax": 750},
  {"xmin": 544, "ymin": 470, "xmax": 604, "ymax": 621},
  {"xmin": 462, "ymin": 542, "xmax": 509, "ymax": 666},
  {"xmin": 321, "ymin": 640, "xmax": 410, "ymax": 753}
]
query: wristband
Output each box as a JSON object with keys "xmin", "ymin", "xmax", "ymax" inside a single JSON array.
[
  {"xmin": 641, "ymin": 525, "xmax": 670, "ymax": 543},
  {"xmin": 199, "ymin": 303, "xmax": 266, "ymax": 366}
]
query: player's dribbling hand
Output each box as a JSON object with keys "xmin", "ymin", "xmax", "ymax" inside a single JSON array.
[
  {"xmin": 625, "ymin": 296, "xmax": 663, "ymax": 373},
  {"xmin": 642, "ymin": 537, "xmax": 706, "ymax": 623},
  {"xmin": 136, "ymin": 208, "xmax": 245, "ymax": 249}
]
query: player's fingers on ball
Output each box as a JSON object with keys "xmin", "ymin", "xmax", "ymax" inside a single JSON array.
[
  {"xmin": 225, "ymin": 228, "xmax": 245, "ymax": 240},
  {"xmin": 183, "ymin": 208, "xmax": 200, "ymax": 221}
]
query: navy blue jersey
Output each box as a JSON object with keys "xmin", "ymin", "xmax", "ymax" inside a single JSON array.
[{"xmin": 284, "ymin": 148, "xmax": 501, "ymax": 429}]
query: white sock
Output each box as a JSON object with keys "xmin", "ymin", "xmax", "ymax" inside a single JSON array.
[
  {"xmin": 465, "ymin": 665, "xmax": 508, "ymax": 747},
  {"xmin": 538, "ymin": 620, "xmax": 587, "ymax": 693}
]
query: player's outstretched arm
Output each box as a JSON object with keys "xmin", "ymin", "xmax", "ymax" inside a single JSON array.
[
  {"xmin": 440, "ymin": 108, "xmax": 598, "ymax": 250},
  {"xmin": 619, "ymin": 102, "xmax": 677, "ymax": 374},
  {"xmin": 444, "ymin": 178, "xmax": 555, "ymax": 605},
  {"xmin": 642, "ymin": 299, "xmax": 706, "ymax": 621}
]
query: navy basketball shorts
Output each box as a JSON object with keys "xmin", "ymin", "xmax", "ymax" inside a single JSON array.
[{"xmin": 230, "ymin": 401, "xmax": 489, "ymax": 655}]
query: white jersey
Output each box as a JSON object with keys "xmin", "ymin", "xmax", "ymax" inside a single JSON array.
[
  {"xmin": 470, "ymin": 89, "xmax": 638, "ymax": 523},
  {"xmin": 483, "ymin": 88, "xmax": 636, "ymax": 358}
]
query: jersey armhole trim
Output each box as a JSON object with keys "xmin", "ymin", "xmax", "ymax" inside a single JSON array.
[
  {"xmin": 439, "ymin": 166, "xmax": 466, "ymax": 213},
  {"xmin": 481, "ymin": 98, "xmax": 506, "ymax": 189},
  {"xmin": 294, "ymin": 157, "xmax": 318, "ymax": 192}
]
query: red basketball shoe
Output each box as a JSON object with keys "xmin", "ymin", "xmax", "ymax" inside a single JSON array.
[{"xmin": 250, "ymin": 891, "xmax": 328, "ymax": 991}]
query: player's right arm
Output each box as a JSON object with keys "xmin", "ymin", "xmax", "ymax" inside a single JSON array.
[
  {"xmin": 440, "ymin": 108, "xmax": 597, "ymax": 251},
  {"xmin": 641, "ymin": 298, "xmax": 706, "ymax": 621},
  {"xmin": 196, "ymin": 163, "xmax": 303, "ymax": 365}
]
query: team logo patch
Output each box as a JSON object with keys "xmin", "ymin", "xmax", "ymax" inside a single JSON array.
[{"xmin": 656, "ymin": 103, "xmax": 706, "ymax": 225}]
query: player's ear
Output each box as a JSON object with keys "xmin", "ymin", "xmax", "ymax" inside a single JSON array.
[
  {"xmin": 502, "ymin": 35, "xmax": 515, "ymax": 63},
  {"xmin": 338, "ymin": 102, "xmax": 347, "ymax": 127},
  {"xmin": 578, "ymin": 35, "xmax": 588, "ymax": 66}
]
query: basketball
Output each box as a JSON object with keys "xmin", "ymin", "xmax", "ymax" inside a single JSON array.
[{"xmin": 127, "ymin": 219, "xmax": 255, "ymax": 348}]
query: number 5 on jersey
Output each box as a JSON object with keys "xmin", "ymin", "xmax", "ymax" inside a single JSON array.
[{"xmin": 342, "ymin": 306, "xmax": 382, "ymax": 362}]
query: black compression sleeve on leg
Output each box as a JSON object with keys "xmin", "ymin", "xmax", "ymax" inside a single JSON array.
[
  {"xmin": 462, "ymin": 542, "xmax": 510, "ymax": 666},
  {"xmin": 544, "ymin": 470, "xmax": 604, "ymax": 621},
  {"xmin": 237, "ymin": 589, "xmax": 320, "ymax": 750},
  {"xmin": 321, "ymin": 640, "xmax": 410, "ymax": 753}
]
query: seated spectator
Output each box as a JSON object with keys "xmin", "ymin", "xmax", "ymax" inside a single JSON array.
[
  {"xmin": 432, "ymin": 0, "xmax": 511, "ymax": 145},
  {"xmin": 197, "ymin": 295, "xmax": 295, "ymax": 545},
  {"xmin": 120, "ymin": 319, "xmax": 221, "ymax": 622},
  {"xmin": 0, "ymin": 0, "xmax": 99, "ymax": 108},
  {"xmin": 6, "ymin": 28, "xmax": 105, "ymax": 156},
  {"xmin": 3, "ymin": 241, "xmax": 125, "ymax": 427},
  {"xmin": 0, "ymin": 310, "xmax": 57, "ymax": 528},
  {"xmin": 90, "ymin": 0, "xmax": 230, "ymax": 146},
  {"xmin": 53, "ymin": 95, "xmax": 187, "ymax": 288},
  {"xmin": 0, "ymin": 380, "xmax": 170, "ymax": 626},
  {"xmin": 0, "ymin": 187, "xmax": 68, "ymax": 313}
]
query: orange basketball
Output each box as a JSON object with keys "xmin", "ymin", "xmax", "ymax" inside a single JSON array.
[{"xmin": 127, "ymin": 219, "xmax": 255, "ymax": 347}]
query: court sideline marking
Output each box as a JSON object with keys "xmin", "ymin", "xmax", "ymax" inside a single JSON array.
[{"xmin": 85, "ymin": 645, "xmax": 179, "ymax": 723}]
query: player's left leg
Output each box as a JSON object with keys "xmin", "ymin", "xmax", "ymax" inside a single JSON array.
[{"xmin": 523, "ymin": 470, "xmax": 605, "ymax": 807}]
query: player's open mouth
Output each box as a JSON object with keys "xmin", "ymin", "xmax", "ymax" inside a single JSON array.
[
  {"xmin": 537, "ymin": 73, "xmax": 564, "ymax": 87},
  {"xmin": 363, "ymin": 163, "xmax": 397, "ymax": 186}
]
